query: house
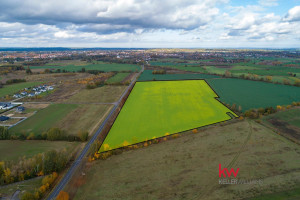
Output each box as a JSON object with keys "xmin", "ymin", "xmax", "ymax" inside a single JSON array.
[
  {"xmin": 0, "ymin": 115, "xmax": 9, "ymax": 121},
  {"xmin": 0, "ymin": 102, "xmax": 12, "ymax": 110},
  {"xmin": 21, "ymin": 91, "xmax": 28, "ymax": 96},
  {"xmin": 16, "ymin": 106, "xmax": 25, "ymax": 113},
  {"xmin": 28, "ymin": 93, "xmax": 35, "ymax": 97}
]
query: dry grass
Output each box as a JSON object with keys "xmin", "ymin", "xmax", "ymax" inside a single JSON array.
[{"xmin": 70, "ymin": 120, "xmax": 300, "ymax": 200}]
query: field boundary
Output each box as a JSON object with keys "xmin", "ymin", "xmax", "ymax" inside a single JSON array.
[{"xmin": 98, "ymin": 79, "xmax": 239, "ymax": 153}]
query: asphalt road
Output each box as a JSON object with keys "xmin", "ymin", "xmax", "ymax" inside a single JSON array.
[{"xmin": 46, "ymin": 66, "xmax": 143, "ymax": 200}]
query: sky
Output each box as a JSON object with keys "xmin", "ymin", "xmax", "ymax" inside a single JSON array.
[{"xmin": 0, "ymin": 0, "xmax": 299, "ymax": 48}]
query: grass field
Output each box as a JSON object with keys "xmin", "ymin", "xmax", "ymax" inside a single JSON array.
[
  {"xmin": 9, "ymin": 104, "xmax": 78, "ymax": 135},
  {"xmin": 106, "ymin": 73, "xmax": 130, "ymax": 84},
  {"xmin": 263, "ymin": 108, "xmax": 300, "ymax": 128},
  {"xmin": 0, "ymin": 140, "xmax": 79, "ymax": 162},
  {"xmin": 261, "ymin": 108, "xmax": 300, "ymax": 142},
  {"xmin": 71, "ymin": 120, "xmax": 300, "ymax": 200},
  {"xmin": 99, "ymin": 80, "xmax": 237, "ymax": 152},
  {"xmin": 150, "ymin": 61, "xmax": 207, "ymax": 73},
  {"xmin": 138, "ymin": 70, "xmax": 220, "ymax": 81},
  {"xmin": 9, "ymin": 104, "xmax": 112, "ymax": 136},
  {"xmin": 0, "ymin": 82, "xmax": 43, "ymax": 98},
  {"xmin": 30, "ymin": 61, "xmax": 140, "ymax": 72},
  {"xmin": 207, "ymin": 78, "xmax": 300, "ymax": 111},
  {"xmin": 250, "ymin": 187, "xmax": 300, "ymax": 200},
  {"xmin": 65, "ymin": 86, "xmax": 126, "ymax": 103},
  {"xmin": 55, "ymin": 104, "xmax": 112, "ymax": 135}
]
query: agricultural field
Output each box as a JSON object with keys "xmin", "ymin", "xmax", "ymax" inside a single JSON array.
[
  {"xmin": 207, "ymin": 78, "xmax": 300, "ymax": 111},
  {"xmin": 106, "ymin": 72, "xmax": 130, "ymax": 84},
  {"xmin": 0, "ymin": 81, "xmax": 43, "ymax": 98},
  {"xmin": 9, "ymin": 103, "xmax": 112, "ymax": 136},
  {"xmin": 262, "ymin": 108, "xmax": 300, "ymax": 142},
  {"xmin": 71, "ymin": 120, "xmax": 300, "ymax": 200},
  {"xmin": 99, "ymin": 80, "xmax": 237, "ymax": 152},
  {"xmin": 150, "ymin": 58, "xmax": 300, "ymax": 84},
  {"xmin": 65, "ymin": 85, "xmax": 127, "ymax": 103},
  {"xmin": 29, "ymin": 61, "xmax": 140, "ymax": 72},
  {"xmin": 0, "ymin": 140, "xmax": 79, "ymax": 162},
  {"xmin": 150, "ymin": 61, "xmax": 207, "ymax": 73},
  {"xmin": 138, "ymin": 70, "xmax": 220, "ymax": 81}
]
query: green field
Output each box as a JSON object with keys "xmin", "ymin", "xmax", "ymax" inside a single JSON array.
[
  {"xmin": 138, "ymin": 70, "xmax": 219, "ymax": 81},
  {"xmin": 207, "ymin": 78, "xmax": 300, "ymax": 111},
  {"xmin": 0, "ymin": 82, "xmax": 43, "ymax": 98},
  {"xmin": 106, "ymin": 72, "xmax": 130, "ymax": 84},
  {"xmin": 0, "ymin": 140, "xmax": 79, "ymax": 162},
  {"xmin": 30, "ymin": 61, "xmax": 140, "ymax": 72},
  {"xmin": 72, "ymin": 120, "xmax": 300, "ymax": 200},
  {"xmin": 99, "ymin": 80, "xmax": 237, "ymax": 152},
  {"xmin": 150, "ymin": 61, "xmax": 207, "ymax": 73},
  {"xmin": 9, "ymin": 104, "xmax": 112, "ymax": 136},
  {"xmin": 263, "ymin": 108, "xmax": 300, "ymax": 128},
  {"xmin": 9, "ymin": 104, "xmax": 78, "ymax": 135}
]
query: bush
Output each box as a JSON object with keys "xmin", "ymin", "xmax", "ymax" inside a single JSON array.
[
  {"xmin": 0, "ymin": 127, "xmax": 9, "ymax": 140},
  {"xmin": 86, "ymin": 84, "xmax": 97, "ymax": 89},
  {"xmin": 5, "ymin": 79, "xmax": 26, "ymax": 85},
  {"xmin": 21, "ymin": 192, "xmax": 36, "ymax": 200},
  {"xmin": 78, "ymin": 130, "xmax": 89, "ymax": 142},
  {"xmin": 46, "ymin": 128, "xmax": 66, "ymax": 141},
  {"xmin": 56, "ymin": 191, "xmax": 69, "ymax": 200}
]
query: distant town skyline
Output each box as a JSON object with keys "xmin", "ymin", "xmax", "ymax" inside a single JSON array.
[{"xmin": 0, "ymin": 0, "xmax": 300, "ymax": 48}]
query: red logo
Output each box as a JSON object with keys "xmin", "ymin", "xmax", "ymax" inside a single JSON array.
[{"xmin": 219, "ymin": 164, "xmax": 240, "ymax": 178}]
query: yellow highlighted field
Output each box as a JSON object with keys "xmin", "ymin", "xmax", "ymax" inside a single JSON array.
[{"xmin": 99, "ymin": 80, "xmax": 237, "ymax": 152}]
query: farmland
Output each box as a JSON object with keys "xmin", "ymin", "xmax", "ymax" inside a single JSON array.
[
  {"xmin": 9, "ymin": 104, "xmax": 77, "ymax": 136},
  {"xmin": 0, "ymin": 81, "xmax": 43, "ymax": 98},
  {"xmin": 71, "ymin": 120, "xmax": 300, "ymax": 200},
  {"xmin": 65, "ymin": 85, "xmax": 127, "ymax": 103},
  {"xmin": 0, "ymin": 140, "xmax": 79, "ymax": 162},
  {"xmin": 29, "ymin": 61, "xmax": 140, "ymax": 72},
  {"xmin": 138, "ymin": 70, "xmax": 219, "ymax": 81},
  {"xmin": 9, "ymin": 104, "xmax": 112, "ymax": 136},
  {"xmin": 99, "ymin": 80, "xmax": 237, "ymax": 152},
  {"xmin": 106, "ymin": 72, "xmax": 131, "ymax": 84},
  {"xmin": 207, "ymin": 78, "xmax": 300, "ymax": 111},
  {"xmin": 262, "ymin": 108, "xmax": 300, "ymax": 142}
]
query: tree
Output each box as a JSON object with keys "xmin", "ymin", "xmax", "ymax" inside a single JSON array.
[
  {"xmin": 78, "ymin": 130, "xmax": 89, "ymax": 142},
  {"xmin": 56, "ymin": 191, "xmax": 69, "ymax": 200},
  {"xmin": 224, "ymin": 70, "xmax": 231, "ymax": 78},
  {"xmin": 0, "ymin": 127, "xmax": 9, "ymax": 140},
  {"xmin": 26, "ymin": 66, "xmax": 32, "ymax": 74},
  {"xmin": 265, "ymin": 76, "xmax": 272, "ymax": 82},
  {"xmin": 21, "ymin": 192, "xmax": 36, "ymax": 200}
]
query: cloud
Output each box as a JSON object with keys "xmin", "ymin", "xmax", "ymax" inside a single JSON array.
[
  {"xmin": 259, "ymin": 0, "xmax": 278, "ymax": 7},
  {"xmin": 0, "ymin": 0, "xmax": 227, "ymax": 32},
  {"xmin": 284, "ymin": 6, "xmax": 300, "ymax": 22}
]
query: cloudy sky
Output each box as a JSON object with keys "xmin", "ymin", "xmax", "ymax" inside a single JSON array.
[{"xmin": 0, "ymin": 0, "xmax": 299, "ymax": 48}]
